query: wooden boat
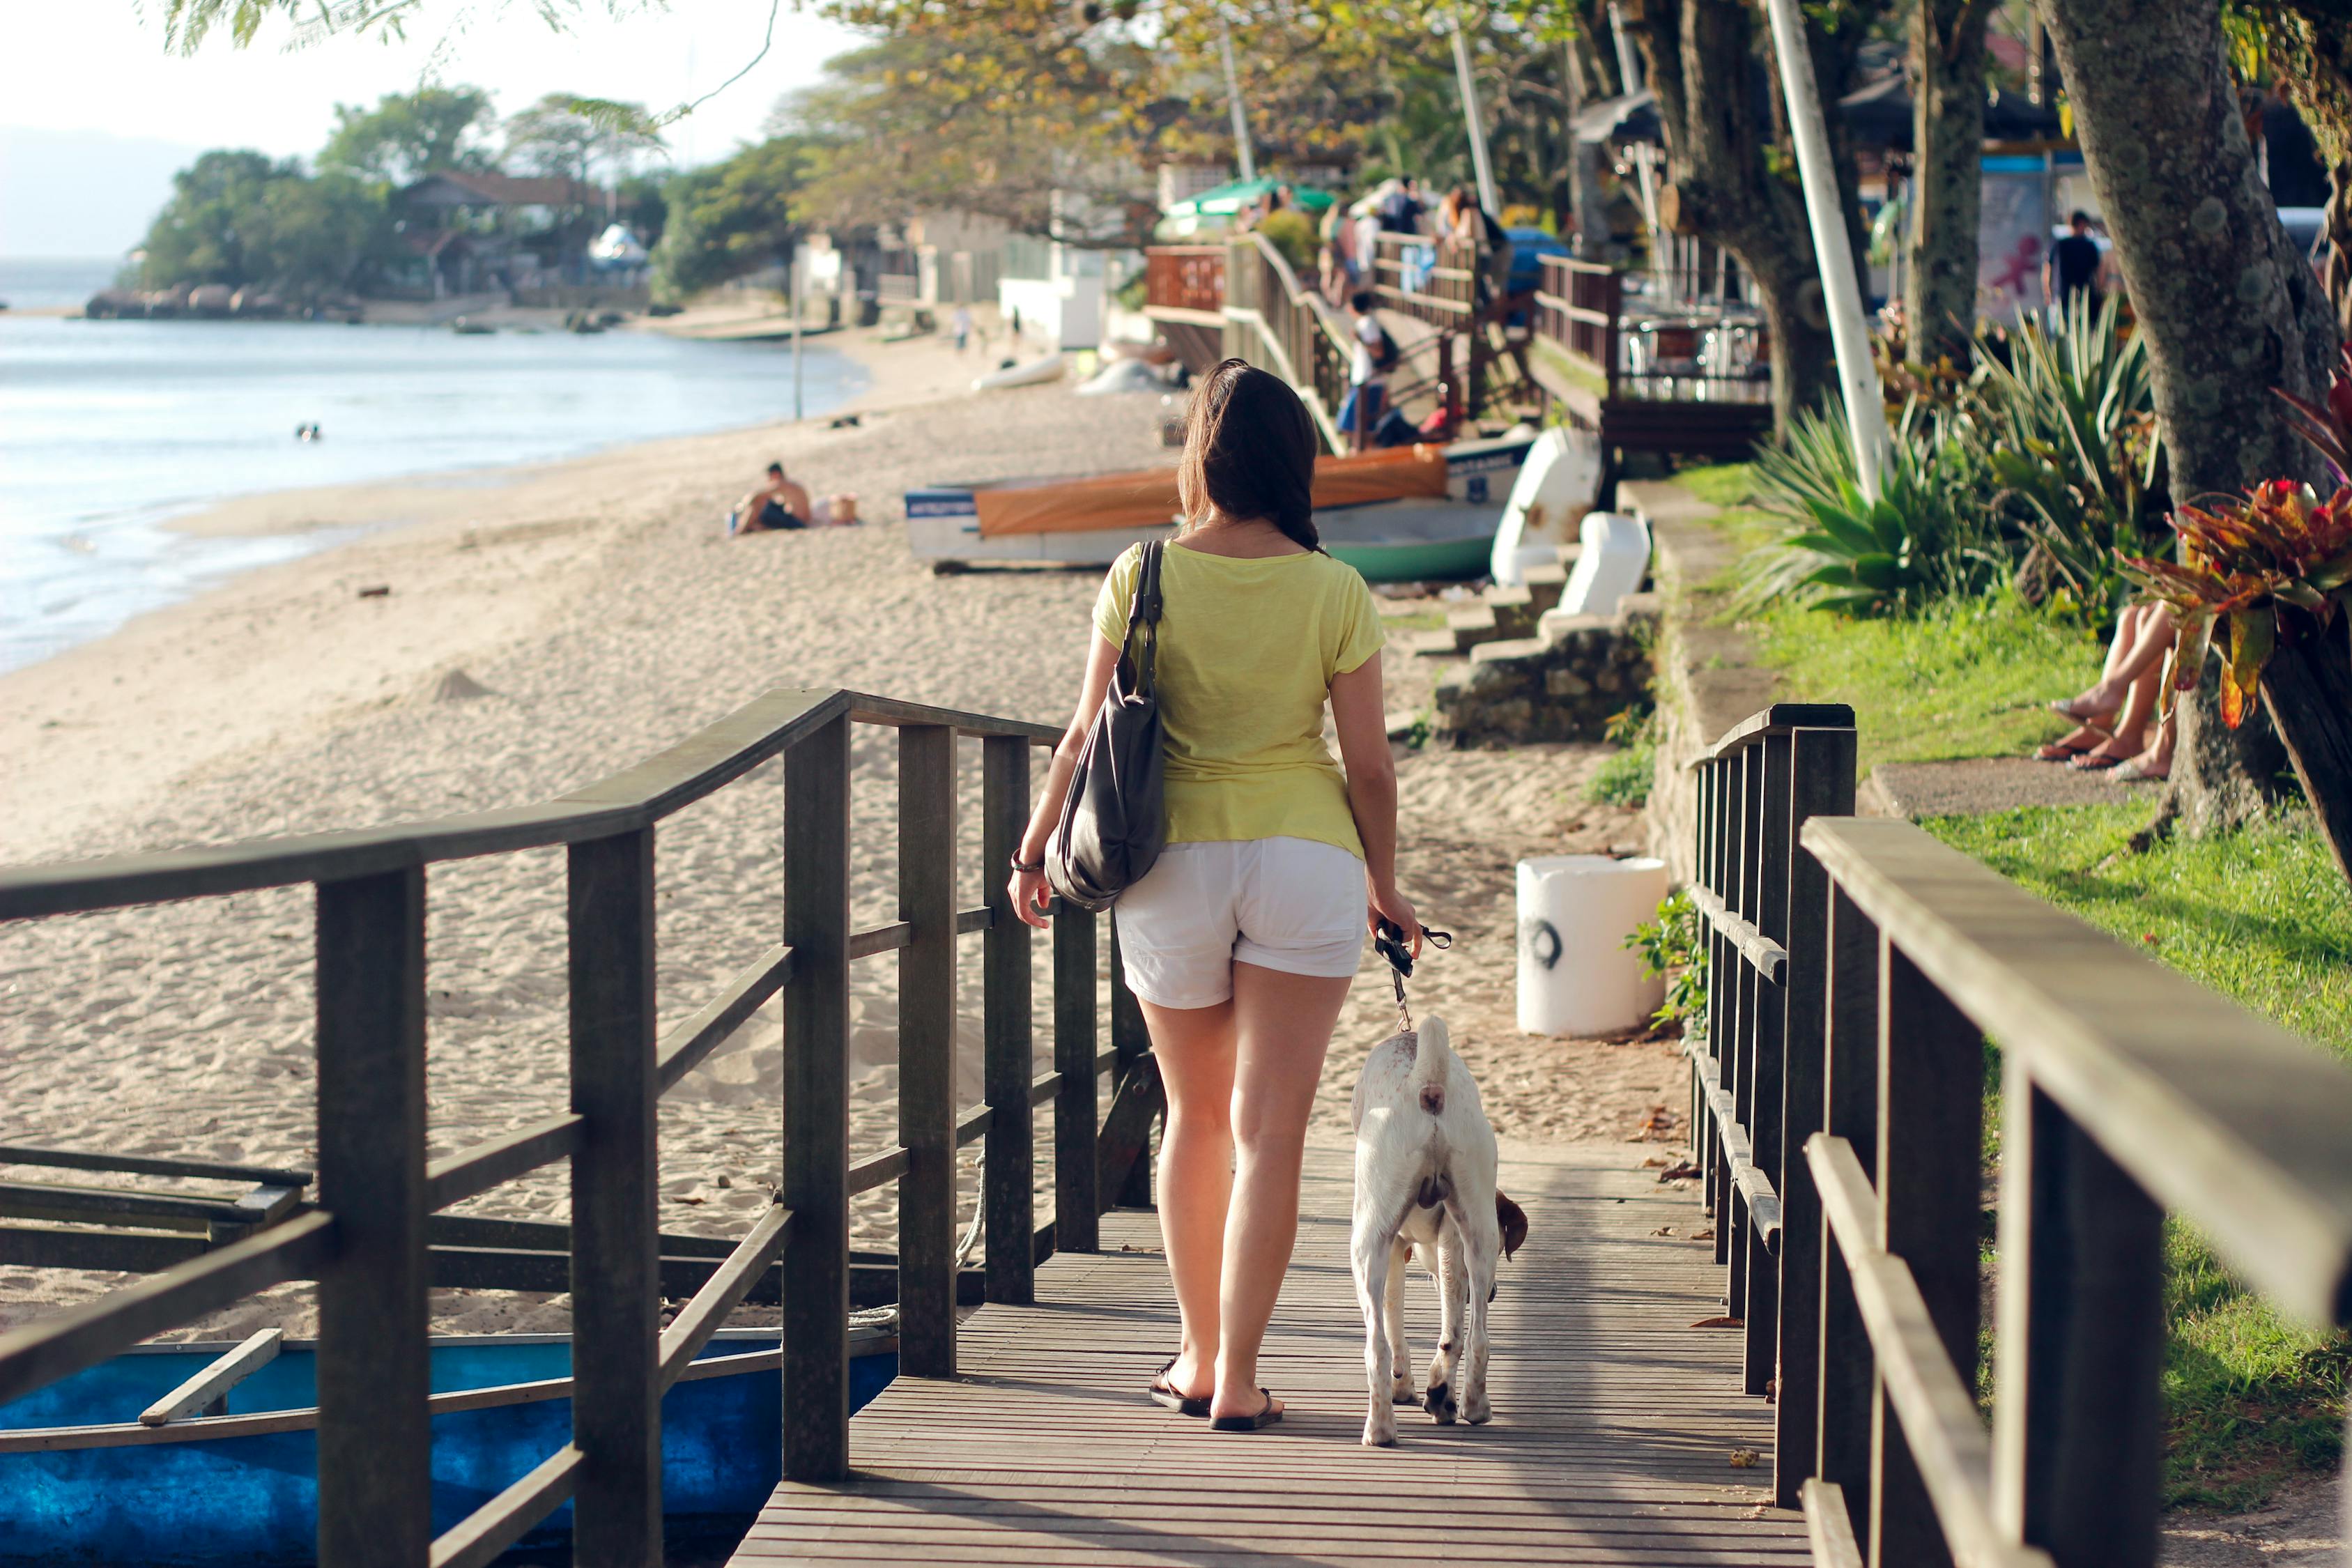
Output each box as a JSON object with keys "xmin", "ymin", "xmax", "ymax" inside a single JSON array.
[
  {"xmin": 0, "ymin": 1328, "xmax": 896, "ymax": 1567},
  {"xmin": 971, "ymin": 352, "xmax": 1066, "ymax": 392},
  {"xmin": 908, "ymin": 431, "xmax": 1533, "ymax": 580}
]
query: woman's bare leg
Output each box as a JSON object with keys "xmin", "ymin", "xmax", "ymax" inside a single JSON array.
[
  {"xmin": 2077, "ymin": 655, "xmax": 2165, "ymax": 767},
  {"xmin": 1138, "ymin": 996, "xmax": 1236, "ymax": 1402},
  {"xmin": 1211, "ymin": 961, "xmax": 1353, "ymax": 1421},
  {"xmin": 2059, "ymin": 604, "xmax": 2172, "ymax": 717}
]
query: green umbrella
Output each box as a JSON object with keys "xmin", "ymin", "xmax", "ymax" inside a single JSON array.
[{"xmin": 1162, "ymin": 177, "xmax": 1337, "ymax": 220}]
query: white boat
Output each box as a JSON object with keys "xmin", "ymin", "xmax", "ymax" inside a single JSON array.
[
  {"xmin": 908, "ymin": 431, "xmax": 1535, "ymax": 578},
  {"xmin": 971, "ymin": 353, "xmax": 1066, "ymax": 392}
]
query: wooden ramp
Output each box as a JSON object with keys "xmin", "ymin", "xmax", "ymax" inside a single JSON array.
[{"xmin": 730, "ymin": 1141, "xmax": 1808, "ymax": 1566}]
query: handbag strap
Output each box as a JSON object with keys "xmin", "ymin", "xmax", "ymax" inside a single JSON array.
[{"xmin": 1121, "ymin": 541, "xmax": 1166, "ymax": 689}]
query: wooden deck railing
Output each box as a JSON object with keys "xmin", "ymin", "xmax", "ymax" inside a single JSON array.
[
  {"xmin": 1142, "ymin": 245, "xmax": 1227, "ymax": 319},
  {"xmin": 0, "ymin": 686, "xmax": 1159, "ymax": 1568},
  {"xmin": 1215, "ymin": 232, "xmax": 1353, "ymax": 451},
  {"xmin": 1686, "ymin": 705, "xmax": 2352, "ymax": 1567}
]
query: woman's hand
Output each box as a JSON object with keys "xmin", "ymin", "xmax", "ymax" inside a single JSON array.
[
  {"xmin": 1367, "ymin": 879, "xmax": 1420, "ymax": 959},
  {"xmin": 1008, "ymin": 866, "xmax": 1053, "ymax": 930}
]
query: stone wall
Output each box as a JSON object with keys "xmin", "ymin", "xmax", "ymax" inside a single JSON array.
[{"xmin": 1431, "ymin": 597, "xmax": 1659, "ymax": 746}]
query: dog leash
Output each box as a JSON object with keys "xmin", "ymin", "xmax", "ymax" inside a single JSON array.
[{"xmin": 1374, "ymin": 918, "xmax": 1452, "ymax": 1033}]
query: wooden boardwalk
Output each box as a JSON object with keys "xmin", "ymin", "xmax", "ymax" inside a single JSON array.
[{"xmin": 732, "ymin": 1140, "xmax": 1808, "ymax": 1566}]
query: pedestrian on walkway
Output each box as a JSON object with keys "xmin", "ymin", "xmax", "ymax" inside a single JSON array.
[{"xmin": 1006, "ymin": 360, "xmax": 1415, "ymax": 1431}]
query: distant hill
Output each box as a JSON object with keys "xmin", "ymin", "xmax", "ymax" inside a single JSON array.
[{"xmin": 0, "ymin": 125, "xmax": 206, "ymax": 259}]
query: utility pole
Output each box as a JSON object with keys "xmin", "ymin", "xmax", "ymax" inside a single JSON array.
[
  {"xmin": 1218, "ymin": 20, "xmax": 1256, "ymax": 183},
  {"xmin": 1451, "ymin": 10, "xmax": 1498, "ymax": 217},
  {"xmin": 1760, "ymin": 0, "xmax": 1892, "ymax": 498},
  {"xmin": 791, "ymin": 255, "xmax": 805, "ymax": 421}
]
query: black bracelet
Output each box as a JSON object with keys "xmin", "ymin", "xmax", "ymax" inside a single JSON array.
[{"xmin": 1010, "ymin": 855, "xmax": 1044, "ymax": 875}]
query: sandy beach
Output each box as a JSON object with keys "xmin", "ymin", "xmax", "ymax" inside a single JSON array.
[{"xmin": 0, "ymin": 324, "xmax": 1666, "ymax": 1343}]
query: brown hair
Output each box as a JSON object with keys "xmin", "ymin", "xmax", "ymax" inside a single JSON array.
[{"xmin": 1176, "ymin": 359, "xmax": 1320, "ymax": 551}]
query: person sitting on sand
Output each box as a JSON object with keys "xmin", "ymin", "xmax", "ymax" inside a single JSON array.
[
  {"xmin": 730, "ymin": 462, "xmax": 811, "ymax": 535},
  {"xmin": 2036, "ymin": 600, "xmax": 2176, "ymax": 780}
]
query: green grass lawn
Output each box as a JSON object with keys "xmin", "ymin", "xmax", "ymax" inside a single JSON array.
[{"xmin": 1926, "ymin": 806, "xmax": 2352, "ymax": 1508}]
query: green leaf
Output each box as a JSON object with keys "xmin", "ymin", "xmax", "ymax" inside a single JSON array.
[{"xmin": 1850, "ymin": 553, "xmax": 1904, "ymax": 591}]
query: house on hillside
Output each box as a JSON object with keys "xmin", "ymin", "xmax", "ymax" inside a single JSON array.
[{"xmin": 387, "ymin": 172, "xmax": 604, "ymax": 298}]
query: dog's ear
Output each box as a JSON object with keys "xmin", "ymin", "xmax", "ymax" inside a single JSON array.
[{"xmin": 1496, "ymin": 1191, "xmax": 1529, "ymax": 1261}]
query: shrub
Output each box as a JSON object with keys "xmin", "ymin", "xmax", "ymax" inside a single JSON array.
[
  {"xmin": 1624, "ymin": 891, "xmax": 1707, "ymax": 1031},
  {"xmin": 1254, "ymin": 209, "xmax": 1319, "ymax": 276}
]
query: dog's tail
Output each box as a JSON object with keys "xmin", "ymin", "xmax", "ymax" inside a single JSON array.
[{"xmin": 1408, "ymin": 1015, "xmax": 1452, "ymax": 1116}]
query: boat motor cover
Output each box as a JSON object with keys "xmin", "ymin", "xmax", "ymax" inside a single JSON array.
[
  {"xmin": 1048, "ymin": 543, "xmax": 1167, "ymax": 912},
  {"xmin": 974, "ymin": 445, "xmax": 1449, "ymax": 538}
]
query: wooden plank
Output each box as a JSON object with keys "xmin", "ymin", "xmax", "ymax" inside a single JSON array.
[
  {"xmin": 1053, "ymin": 902, "xmax": 1100, "ymax": 1253},
  {"xmin": 1816, "ymin": 886, "xmax": 1880, "ymax": 1541},
  {"xmin": 1774, "ymin": 723, "xmax": 1856, "ymax": 1510},
  {"xmin": 659, "ymin": 1203, "xmax": 793, "ymax": 1389},
  {"xmin": 848, "ymin": 921, "xmax": 912, "ymax": 960},
  {"xmin": 1803, "ymin": 1479, "xmax": 1866, "ymax": 1568},
  {"xmin": 848, "ymin": 1147, "xmax": 912, "ymax": 1194},
  {"xmin": 1809, "ymin": 1136, "xmax": 2050, "ymax": 1568},
  {"xmin": 0, "ymin": 1144, "xmax": 309, "ymax": 1189},
  {"xmin": 315, "ymin": 866, "xmax": 431, "ymax": 1568},
  {"xmin": 655, "ymin": 942, "xmax": 794, "ymax": 1093},
  {"xmin": 1697, "ymin": 704, "xmax": 1860, "ymax": 765},
  {"xmin": 1801, "ymin": 816, "xmax": 2352, "ymax": 1329},
  {"xmin": 730, "ymin": 1143, "xmax": 1804, "ymax": 1567},
  {"xmin": 897, "ymin": 723, "xmax": 959, "ymax": 1380},
  {"xmin": 1990, "ymin": 1073, "xmax": 2162, "ymax": 1565},
  {"xmin": 1872, "ymin": 946, "xmax": 1984, "ymax": 1568},
  {"xmin": 139, "ymin": 1326, "xmax": 282, "ymax": 1425},
  {"xmin": 422, "ymin": 1112, "xmax": 583, "ymax": 1213},
  {"xmin": 783, "ymin": 710, "xmax": 852, "ymax": 1483},
  {"xmin": 428, "ymin": 1443, "xmax": 583, "ymax": 1568},
  {"xmin": 566, "ymin": 827, "xmax": 662, "ymax": 1566},
  {"xmin": 1744, "ymin": 730, "xmax": 1792, "ymax": 1397},
  {"xmin": 1687, "ymin": 884, "xmax": 1790, "ymax": 985},
  {"xmin": 983, "ymin": 736, "xmax": 1036, "ymax": 1305}
]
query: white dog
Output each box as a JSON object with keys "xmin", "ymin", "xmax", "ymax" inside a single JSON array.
[{"xmin": 1348, "ymin": 1014, "xmax": 1528, "ymax": 1447}]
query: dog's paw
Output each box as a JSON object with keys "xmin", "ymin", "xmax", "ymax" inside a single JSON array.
[
  {"xmin": 1362, "ymin": 1417, "xmax": 1397, "ymax": 1448},
  {"xmin": 1390, "ymin": 1376, "xmax": 1417, "ymax": 1405},
  {"xmin": 1465, "ymin": 1393, "xmax": 1493, "ymax": 1425},
  {"xmin": 1424, "ymin": 1381, "xmax": 1458, "ymax": 1424}
]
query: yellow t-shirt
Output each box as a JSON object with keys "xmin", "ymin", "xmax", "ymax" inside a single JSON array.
[{"xmin": 1092, "ymin": 540, "xmax": 1387, "ymax": 859}]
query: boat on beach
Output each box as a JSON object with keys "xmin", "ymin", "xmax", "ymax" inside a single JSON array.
[
  {"xmin": 0, "ymin": 1327, "xmax": 897, "ymax": 1567},
  {"xmin": 907, "ymin": 430, "xmax": 1535, "ymax": 581}
]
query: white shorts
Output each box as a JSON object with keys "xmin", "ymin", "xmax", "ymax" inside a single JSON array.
[{"xmin": 1114, "ymin": 837, "xmax": 1367, "ymax": 1009}]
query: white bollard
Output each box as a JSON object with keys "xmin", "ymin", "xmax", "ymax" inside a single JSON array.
[{"xmin": 1516, "ymin": 854, "xmax": 1668, "ymax": 1036}]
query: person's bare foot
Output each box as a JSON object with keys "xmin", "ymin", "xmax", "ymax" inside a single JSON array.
[
  {"xmin": 1162, "ymin": 1349, "xmax": 1213, "ymax": 1404},
  {"xmin": 2070, "ymin": 734, "xmax": 2142, "ymax": 771},
  {"xmin": 1210, "ymin": 1385, "xmax": 1284, "ymax": 1424},
  {"xmin": 2049, "ymin": 682, "xmax": 2126, "ymax": 722},
  {"xmin": 2036, "ymin": 723, "xmax": 2111, "ymax": 762}
]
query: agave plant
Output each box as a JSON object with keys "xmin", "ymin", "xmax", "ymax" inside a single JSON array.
[
  {"xmin": 1969, "ymin": 293, "xmax": 2165, "ymax": 610},
  {"xmin": 2122, "ymin": 480, "xmax": 2352, "ymax": 728},
  {"xmin": 1738, "ymin": 398, "xmax": 2004, "ymax": 616}
]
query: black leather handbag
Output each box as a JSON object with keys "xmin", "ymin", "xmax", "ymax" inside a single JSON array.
[{"xmin": 1047, "ymin": 541, "xmax": 1168, "ymax": 912}]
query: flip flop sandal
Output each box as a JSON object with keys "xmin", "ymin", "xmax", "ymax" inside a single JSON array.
[
  {"xmin": 1210, "ymin": 1388, "xmax": 1283, "ymax": 1432},
  {"xmin": 1147, "ymin": 1358, "xmax": 1209, "ymax": 1417},
  {"xmin": 2035, "ymin": 728, "xmax": 2111, "ymax": 762},
  {"xmin": 2071, "ymin": 751, "xmax": 2129, "ymax": 771},
  {"xmin": 2110, "ymin": 758, "xmax": 2169, "ymax": 782},
  {"xmin": 2047, "ymin": 695, "xmax": 2118, "ymax": 723}
]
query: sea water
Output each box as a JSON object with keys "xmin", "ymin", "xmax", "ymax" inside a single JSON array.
[{"xmin": 0, "ymin": 261, "xmax": 866, "ymax": 672}]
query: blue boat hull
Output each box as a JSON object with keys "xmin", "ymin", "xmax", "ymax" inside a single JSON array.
[{"xmin": 0, "ymin": 1338, "xmax": 896, "ymax": 1567}]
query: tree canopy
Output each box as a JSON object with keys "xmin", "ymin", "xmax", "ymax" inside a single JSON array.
[
  {"xmin": 137, "ymin": 149, "xmax": 388, "ymax": 295},
  {"xmin": 317, "ymin": 85, "xmax": 497, "ymax": 184},
  {"xmin": 654, "ymin": 136, "xmax": 820, "ymax": 300}
]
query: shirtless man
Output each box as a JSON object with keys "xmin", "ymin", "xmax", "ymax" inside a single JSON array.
[{"xmin": 731, "ymin": 462, "xmax": 812, "ymax": 535}]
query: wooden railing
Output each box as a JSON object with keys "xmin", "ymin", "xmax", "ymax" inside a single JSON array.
[
  {"xmin": 1534, "ymin": 254, "xmax": 1622, "ymax": 403},
  {"xmin": 1215, "ymin": 232, "xmax": 1354, "ymax": 452},
  {"xmin": 1367, "ymin": 230, "xmax": 1481, "ymax": 326},
  {"xmin": 1534, "ymin": 253, "xmax": 1771, "ymax": 413},
  {"xmin": 1686, "ymin": 705, "xmax": 2352, "ymax": 1567},
  {"xmin": 0, "ymin": 686, "xmax": 1160, "ymax": 1568},
  {"xmin": 1143, "ymin": 245, "xmax": 1227, "ymax": 318}
]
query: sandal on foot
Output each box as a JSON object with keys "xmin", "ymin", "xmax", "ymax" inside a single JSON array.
[
  {"xmin": 2047, "ymin": 695, "xmax": 2116, "ymax": 723},
  {"xmin": 2071, "ymin": 750, "xmax": 2130, "ymax": 772},
  {"xmin": 1210, "ymin": 1389, "xmax": 1283, "ymax": 1432},
  {"xmin": 2035, "ymin": 726, "xmax": 2111, "ymax": 762},
  {"xmin": 2111, "ymin": 758, "xmax": 2170, "ymax": 782},
  {"xmin": 1148, "ymin": 1358, "xmax": 1209, "ymax": 1417}
]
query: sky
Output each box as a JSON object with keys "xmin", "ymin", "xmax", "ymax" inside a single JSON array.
[{"xmin": 0, "ymin": 1, "xmax": 861, "ymax": 258}]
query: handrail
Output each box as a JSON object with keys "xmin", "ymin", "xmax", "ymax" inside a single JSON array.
[
  {"xmin": 0, "ymin": 687, "xmax": 1059, "ymax": 920},
  {"xmin": 1802, "ymin": 816, "xmax": 2352, "ymax": 1327},
  {"xmin": 1682, "ymin": 700, "xmax": 2352, "ymax": 1565}
]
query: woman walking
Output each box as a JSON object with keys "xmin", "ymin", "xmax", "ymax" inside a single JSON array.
[{"xmin": 1008, "ymin": 361, "xmax": 1416, "ymax": 1431}]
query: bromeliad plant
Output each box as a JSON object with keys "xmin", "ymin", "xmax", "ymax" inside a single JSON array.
[{"xmin": 2123, "ymin": 481, "xmax": 2352, "ymax": 728}]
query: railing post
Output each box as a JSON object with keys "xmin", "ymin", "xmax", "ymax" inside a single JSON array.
[
  {"xmin": 1816, "ymin": 886, "xmax": 1880, "ymax": 1543},
  {"xmin": 314, "ymin": 868, "xmax": 430, "ymax": 1568},
  {"xmin": 1109, "ymin": 916, "xmax": 1155, "ymax": 1208},
  {"xmin": 1601, "ymin": 269, "xmax": 1623, "ymax": 399},
  {"xmin": 982, "ymin": 736, "xmax": 1035, "ymax": 1305},
  {"xmin": 783, "ymin": 710, "xmax": 851, "ymax": 1483},
  {"xmin": 1054, "ymin": 898, "xmax": 1100, "ymax": 1254},
  {"xmin": 1774, "ymin": 724, "xmax": 1857, "ymax": 1511},
  {"xmin": 1742, "ymin": 732, "xmax": 1792, "ymax": 1398},
  {"xmin": 1705, "ymin": 758, "xmax": 1733, "ymax": 1252},
  {"xmin": 1992, "ymin": 1069, "xmax": 2164, "ymax": 1567},
  {"xmin": 568, "ymin": 828, "xmax": 661, "ymax": 1565},
  {"xmin": 897, "ymin": 724, "xmax": 958, "ymax": 1378},
  {"xmin": 1869, "ymin": 947, "xmax": 1982, "ymax": 1568},
  {"xmin": 1725, "ymin": 744, "xmax": 1758, "ymax": 1298}
]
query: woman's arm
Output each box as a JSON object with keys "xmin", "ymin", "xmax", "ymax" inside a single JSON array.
[
  {"xmin": 1330, "ymin": 650, "xmax": 1419, "ymax": 956},
  {"xmin": 1006, "ymin": 630, "xmax": 1124, "ymax": 929}
]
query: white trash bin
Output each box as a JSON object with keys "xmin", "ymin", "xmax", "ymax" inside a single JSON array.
[{"xmin": 1516, "ymin": 854, "xmax": 1668, "ymax": 1036}]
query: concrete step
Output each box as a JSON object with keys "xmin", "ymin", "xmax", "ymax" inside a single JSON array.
[
  {"xmin": 1445, "ymin": 606, "xmax": 1503, "ymax": 653},
  {"xmin": 1401, "ymin": 628, "xmax": 1460, "ymax": 660}
]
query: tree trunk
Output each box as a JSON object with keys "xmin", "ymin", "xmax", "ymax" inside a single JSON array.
[
  {"xmin": 2330, "ymin": 162, "xmax": 2352, "ymax": 337},
  {"xmin": 2041, "ymin": 0, "xmax": 2344, "ymax": 836},
  {"xmin": 1631, "ymin": 0, "xmax": 1877, "ymax": 436},
  {"xmin": 2259, "ymin": 612, "xmax": 2352, "ymax": 886},
  {"xmin": 1907, "ymin": 0, "xmax": 1997, "ymax": 369}
]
